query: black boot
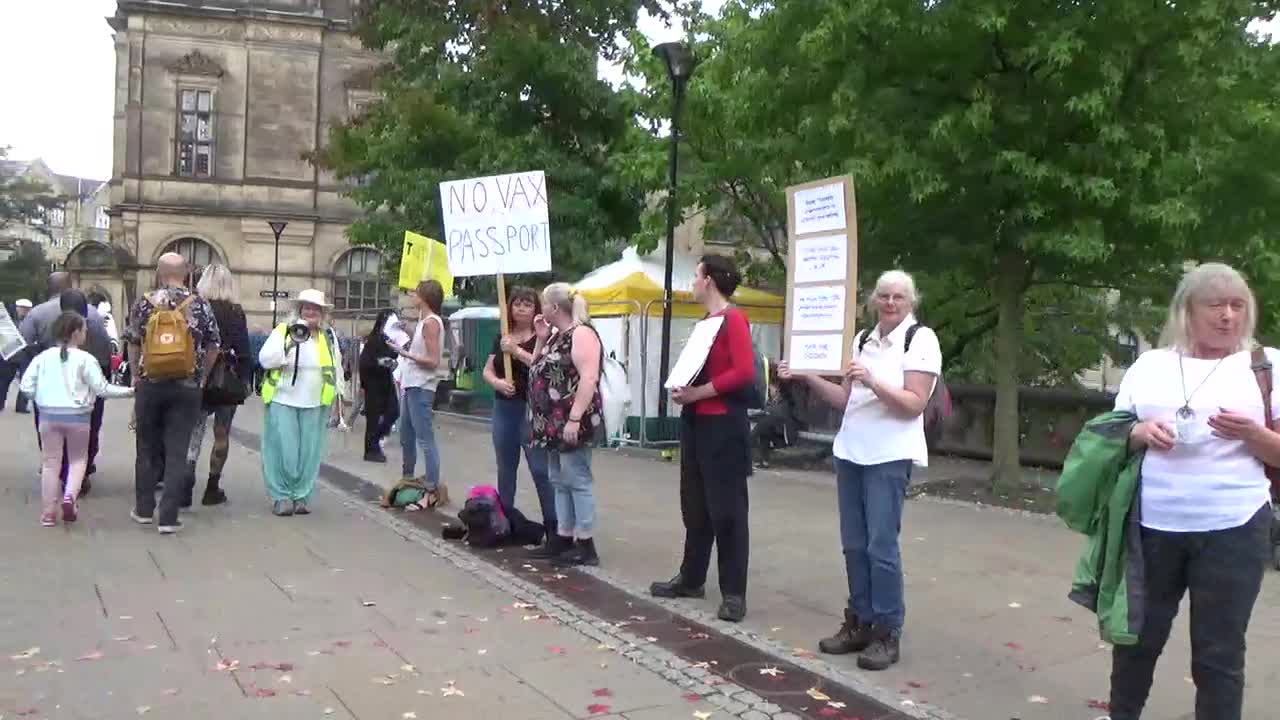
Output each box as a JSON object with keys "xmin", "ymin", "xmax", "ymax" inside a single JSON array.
[
  {"xmin": 717, "ymin": 595, "xmax": 746, "ymax": 622},
  {"xmin": 649, "ymin": 574, "xmax": 706, "ymax": 599},
  {"xmin": 364, "ymin": 449, "xmax": 388, "ymax": 463},
  {"xmin": 856, "ymin": 625, "xmax": 901, "ymax": 671},
  {"xmin": 527, "ymin": 534, "xmax": 572, "ymax": 560},
  {"xmin": 818, "ymin": 609, "xmax": 872, "ymax": 655},
  {"xmin": 202, "ymin": 474, "xmax": 228, "ymax": 506},
  {"xmin": 552, "ymin": 538, "xmax": 600, "ymax": 567}
]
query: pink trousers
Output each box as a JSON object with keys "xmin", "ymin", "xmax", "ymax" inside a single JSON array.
[{"xmin": 38, "ymin": 418, "xmax": 91, "ymax": 517}]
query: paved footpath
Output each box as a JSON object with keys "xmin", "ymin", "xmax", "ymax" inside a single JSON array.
[
  {"xmin": 0, "ymin": 405, "xmax": 750, "ymax": 720},
  {"xmin": 299, "ymin": 406, "xmax": 1280, "ymax": 720}
]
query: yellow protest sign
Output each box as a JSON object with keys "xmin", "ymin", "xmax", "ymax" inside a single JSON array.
[{"xmin": 399, "ymin": 230, "xmax": 453, "ymax": 296}]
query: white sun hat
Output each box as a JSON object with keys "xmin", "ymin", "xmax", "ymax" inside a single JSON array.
[
  {"xmin": 15, "ymin": 299, "xmax": 32, "ymax": 309},
  {"xmin": 294, "ymin": 288, "xmax": 331, "ymax": 308}
]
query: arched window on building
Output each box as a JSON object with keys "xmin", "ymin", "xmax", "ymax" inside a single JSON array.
[
  {"xmin": 333, "ymin": 247, "xmax": 391, "ymax": 310},
  {"xmin": 160, "ymin": 237, "xmax": 222, "ymax": 286}
]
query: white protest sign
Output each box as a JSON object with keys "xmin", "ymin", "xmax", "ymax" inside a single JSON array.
[
  {"xmin": 794, "ymin": 235, "xmax": 847, "ymax": 284},
  {"xmin": 788, "ymin": 333, "xmax": 844, "ymax": 373},
  {"xmin": 784, "ymin": 175, "xmax": 857, "ymax": 374},
  {"xmin": 439, "ymin": 170, "xmax": 551, "ymax": 277},
  {"xmin": 793, "ymin": 182, "xmax": 847, "ymax": 235},
  {"xmin": 790, "ymin": 285, "xmax": 846, "ymax": 333}
]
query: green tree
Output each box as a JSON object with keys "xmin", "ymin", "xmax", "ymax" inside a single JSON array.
[
  {"xmin": 0, "ymin": 240, "xmax": 50, "ymax": 307},
  {"xmin": 0, "ymin": 146, "xmax": 59, "ymax": 242},
  {"xmin": 625, "ymin": 1, "xmax": 1280, "ymax": 487},
  {"xmin": 314, "ymin": 0, "xmax": 665, "ymax": 297}
]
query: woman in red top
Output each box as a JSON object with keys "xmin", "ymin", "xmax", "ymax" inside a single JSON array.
[{"xmin": 650, "ymin": 255, "xmax": 756, "ymax": 622}]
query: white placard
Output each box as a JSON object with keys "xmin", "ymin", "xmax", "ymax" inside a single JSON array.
[
  {"xmin": 382, "ymin": 312, "xmax": 412, "ymax": 348},
  {"xmin": 440, "ymin": 170, "xmax": 551, "ymax": 276},
  {"xmin": 788, "ymin": 333, "xmax": 844, "ymax": 373},
  {"xmin": 0, "ymin": 305, "xmax": 25, "ymax": 361},
  {"xmin": 794, "ymin": 235, "xmax": 847, "ymax": 283},
  {"xmin": 793, "ymin": 182, "xmax": 847, "ymax": 235},
  {"xmin": 791, "ymin": 285, "xmax": 846, "ymax": 333},
  {"xmin": 664, "ymin": 316, "xmax": 726, "ymax": 389}
]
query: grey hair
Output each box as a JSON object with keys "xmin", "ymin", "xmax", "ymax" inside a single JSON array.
[
  {"xmin": 196, "ymin": 263, "xmax": 237, "ymax": 302},
  {"xmin": 1159, "ymin": 262, "xmax": 1256, "ymax": 353},
  {"xmin": 543, "ymin": 282, "xmax": 591, "ymax": 326},
  {"xmin": 865, "ymin": 269, "xmax": 920, "ymax": 316}
]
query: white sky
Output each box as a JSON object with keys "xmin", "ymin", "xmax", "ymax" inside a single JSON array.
[{"xmin": 0, "ymin": 0, "xmax": 1269, "ymax": 181}]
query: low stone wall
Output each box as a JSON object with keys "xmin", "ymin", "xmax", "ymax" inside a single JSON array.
[{"xmin": 793, "ymin": 382, "xmax": 1114, "ymax": 469}]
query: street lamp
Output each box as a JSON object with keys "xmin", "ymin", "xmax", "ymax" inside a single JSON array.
[
  {"xmin": 652, "ymin": 40, "xmax": 695, "ymax": 421},
  {"xmin": 268, "ymin": 220, "xmax": 288, "ymax": 326}
]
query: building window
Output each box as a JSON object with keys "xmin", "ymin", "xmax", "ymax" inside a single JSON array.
[
  {"xmin": 1115, "ymin": 330, "xmax": 1140, "ymax": 367},
  {"xmin": 177, "ymin": 88, "xmax": 214, "ymax": 178},
  {"xmin": 333, "ymin": 248, "xmax": 391, "ymax": 310},
  {"xmin": 161, "ymin": 237, "xmax": 221, "ymax": 283},
  {"xmin": 45, "ymin": 207, "xmax": 65, "ymax": 227},
  {"xmin": 94, "ymin": 207, "xmax": 109, "ymax": 229}
]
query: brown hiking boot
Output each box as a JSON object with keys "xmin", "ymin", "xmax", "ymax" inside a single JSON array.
[
  {"xmin": 818, "ymin": 609, "xmax": 872, "ymax": 655},
  {"xmin": 856, "ymin": 625, "xmax": 901, "ymax": 671}
]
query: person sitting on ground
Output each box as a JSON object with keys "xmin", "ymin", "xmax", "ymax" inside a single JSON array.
[{"xmin": 20, "ymin": 311, "xmax": 133, "ymax": 526}]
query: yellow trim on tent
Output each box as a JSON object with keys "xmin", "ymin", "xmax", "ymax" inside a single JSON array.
[{"xmin": 575, "ymin": 271, "xmax": 784, "ymax": 323}]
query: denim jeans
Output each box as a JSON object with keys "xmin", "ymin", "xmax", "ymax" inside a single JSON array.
[
  {"xmin": 835, "ymin": 458, "xmax": 911, "ymax": 630},
  {"xmin": 1109, "ymin": 503, "xmax": 1271, "ymax": 720},
  {"xmin": 492, "ymin": 396, "xmax": 555, "ymax": 528},
  {"xmin": 399, "ymin": 386, "xmax": 440, "ymax": 489},
  {"xmin": 548, "ymin": 447, "xmax": 594, "ymax": 537},
  {"xmin": 134, "ymin": 381, "xmax": 202, "ymax": 526}
]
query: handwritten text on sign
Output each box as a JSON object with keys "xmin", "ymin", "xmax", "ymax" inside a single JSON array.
[
  {"xmin": 439, "ymin": 170, "xmax": 551, "ymax": 276},
  {"xmin": 788, "ymin": 333, "xmax": 843, "ymax": 372},
  {"xmin": 791, "ymin": 285, "xmax": 846, "ymax": 333},
  {"xmin": 794, "ymin": 235, "xmax": 847, "ymax": 284},
  {"xmin": 793, "ymin": 182, "xmax": 847, "ymax": 236}
]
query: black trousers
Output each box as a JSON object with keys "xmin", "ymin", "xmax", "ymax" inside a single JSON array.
[
  {"xmin": 0, "ymin": 360, "xmax": 16, "ymax": 409},
  {"xmin": 678, "ymin": 411, "xmax": 751, "ymax": 597},
  {"xmin": 134, "ymin": 381, "xmax": 201, "ymax": 526},
  {"xmin": 1109, "ymin": 503, "xmax": 1271, "ymax": 720},
  {"xmin": 363, "ymin": 380, "xmax": 399, "ymax": 454}
]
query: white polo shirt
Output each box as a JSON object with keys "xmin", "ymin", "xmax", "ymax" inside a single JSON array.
[{"xmin": 832, "ymin": 315, "xmax": 942, "ymax": 467}]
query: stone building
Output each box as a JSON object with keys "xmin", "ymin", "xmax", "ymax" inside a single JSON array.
[
  {"xmin": 0, "ymin": 158, "xmax": 109, "ymax": 264},
  {"xmin": 75, "ymin": 0, "xmax": 385, "ymax": 333}
]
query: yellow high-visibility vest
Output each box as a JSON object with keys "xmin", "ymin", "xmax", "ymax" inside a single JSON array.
[{"xmin": 261, "ymin": 323, "xmax": 337, "ymax": 407}]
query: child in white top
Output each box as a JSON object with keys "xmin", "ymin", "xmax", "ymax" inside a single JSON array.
[{"xmin": 20, "ymin": 311, "xmax": 133, "ymax": 526}]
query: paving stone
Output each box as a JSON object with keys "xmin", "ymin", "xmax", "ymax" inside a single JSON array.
[{"xmin": 741, "ymin": 711, "xmax": 771, "ymax": 720}]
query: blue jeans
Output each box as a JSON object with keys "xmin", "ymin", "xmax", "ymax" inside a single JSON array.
[
  {"xmin": 835, "ymin": 458, "xmax": 911, "ymax": 630},
  {"xmin": 548, "ymin": 447, "xmax": 594, "ymax": 538},
  {"xmin": 399, "ymin": 387, "xmax": 440, "ymax": 490},
  {"xmin": 492, "ymin": 396, "xmax": 555, "ymax": 528}
]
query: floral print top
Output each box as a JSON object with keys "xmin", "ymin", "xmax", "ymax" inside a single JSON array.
[{"xmin": 528, "ymin": 325, "xmax": 603, "ymax": 451}]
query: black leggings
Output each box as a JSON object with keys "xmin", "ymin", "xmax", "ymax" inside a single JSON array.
[{"xmin": 678, "ymin": 411, "xmax": 751, "ymax": 597}]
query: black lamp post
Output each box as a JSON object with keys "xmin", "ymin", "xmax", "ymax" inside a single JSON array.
[
  {"xmin": 268, "ymin": 220, "xmax": 288, "ymax": 326},
  {"xmin": 652, "ymin": 40, "xmax": 695, "ymax": 421}
]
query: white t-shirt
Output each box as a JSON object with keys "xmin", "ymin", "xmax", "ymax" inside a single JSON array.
[
  {"xmin": 833, "ymin": 315, "xmax": 942, "ymax": 467},
  {"xmin": 258, "ymin": 326, "xmax": 345, "ymax": 409},
  {"xmin": 1113, "ymin": 347, "xmax": 1276, "ymax": 532},
  {"xmin": 399, "ymin": 314, "xmax": 445, "ymax": 391}
]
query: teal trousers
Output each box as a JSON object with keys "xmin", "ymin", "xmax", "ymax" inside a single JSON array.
[{"xmin": 262, "ymin": 403, "xmax": 330, "ymax": 502}]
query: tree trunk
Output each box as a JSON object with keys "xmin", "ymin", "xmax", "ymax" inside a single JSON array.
[{"xmin": 991, "ymin": 247, "xmax": 1028, "ymax": 491}]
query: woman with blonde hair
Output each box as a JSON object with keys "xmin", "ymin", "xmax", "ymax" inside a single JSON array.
[
  {"xmin": 1107, "ymin": 263, "xmax": 1277, "ymax": 720},
  {"xmin": 527, "ymin": 282, "xmax": 603, "ymax": 566},
  {"xmin": 185, "ymin": 263, "xmax": 251, "ymax": 506}
]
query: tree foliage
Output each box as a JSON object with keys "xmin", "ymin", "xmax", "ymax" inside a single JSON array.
[
  {"xmin": 624, "ymin": 0, "xmax": 1280, "ymax": 486},
  {"xmin": 0, "ymin": 146, "xmax": 58, "ymax": 241},
  {"xmin": 0, "ymin": 240, "xmax": 50, "ymax": 307},
  {"xmin": 315, "ymin": 0, "xmax": 666, "ymax": 297}
]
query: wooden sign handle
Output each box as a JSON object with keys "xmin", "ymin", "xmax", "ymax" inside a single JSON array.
[{"xmin": 496, "ymin": 273, "xmax": 514, "ymax": 379}]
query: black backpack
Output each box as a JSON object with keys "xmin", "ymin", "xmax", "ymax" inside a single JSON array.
[{"xmin": 856, "ymin": 324, "xmax": 953, "ymax": 430}]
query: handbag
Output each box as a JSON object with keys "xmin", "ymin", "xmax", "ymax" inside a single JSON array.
[
  {"xmin": 203, "ymin": 350, "xmax": 249, "ymax": 407},
  {"xmin": 1249, "ymin": 346, "xmax": 1280, "ymax": 500}
]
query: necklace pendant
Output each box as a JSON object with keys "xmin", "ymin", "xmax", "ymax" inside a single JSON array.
[{"xmin": 1176, "ymin": 405, "xmax": 1195, "ymax": 421}]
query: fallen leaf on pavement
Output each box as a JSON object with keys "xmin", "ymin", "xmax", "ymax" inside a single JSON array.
[
  {"xmin": 906, "ymin": 681, "xmax": 924, "ymax": 689},
  {"xmin": 373, "ymin": 677, "xmax": 396, "ymax": 686},
  {"xmin": 278, "ymin": 675, "xmax": 293, "ymax": 684},
  {"xmin": 254, "ymin": 688, "xmax": 277, "ymax": 698},
  {"xmin": 144, "ymin": 645, "xmax": 158, "ymax": 651},
  {"xmin": 791, "ymin": 648, "xmax": 817, "ymax": 659},
  {"xmin": 1087, "ymin": 699, "xmax": 1110, "ymax": 711},
  {"xmin": 113, "ymin": 636, "xmax": 135, "ymax": 642},
  {"xmin": 136, "ymin": 706, "xmax": 151, "ymax": 715},
  {"xmin": 119, "ymin": 615, "xmax": 133, "ymax": 620},
  {"xmin": 333, "ymin": 641, "xmax": 351, "ymax": 648},
  {"xmin": 16, "ymin": 708, "xmax": 39, "ymax": 716},
  {"xmin": 547, "ymin": 646, "xmax": 567, "ymax": 655},
  {"xmin": 441, "ymin": 682, "xmax": 464, "ymax": 697},
  {"xmin": 323, "ymin": 708, "xmax": 335, "ymax": 715},
  {"xmin": 76, "ymin": 650, "xmax": 104, "ymax": 662},
  {"xmin": 417, "ymin": 690, "xmax": 433, "ymax": 696},
  {"xmin": 1005, "ymin": 642, "xmax": 1023, "ymax": 650},
  {"xmin": 827, "ymin": 700, "xmax": 846, "ymax": 709},
  {"xmin": 162, "ymin": 689, "xmax": 180, "ymax": 696},
  {"xmin": 586, "ymin": 704, "xmax": 611, "ymax": 715},
  {"xmin": 693, "ymin": 712, "xmax": 712, "ymax": 720},
  {"xmin": 216, "ymin": 660, "xmax": 239, "ymax": 672},
  {"xmin": 770, "ymin": 627, "xmax": 782, "ymax": 633},
  {"xmin": 592, "ymin": 688, "xmax": 613, "ymax": 698},
  {"xmin": 759, "ymin": 666, "xmax": 784, "ymax": 677},
  {"xmin": 513, "ymin": 602, "xmax": 535, "ymax": 609},
  {"xmin": 402, "ymin": 713, "xmax": 417, "ymax": 719},
  {"xmin": 401, "ymin": 664, "xmax": 417, "ymax": 673},
  {"xmin": 807, "ymin": 688, "xmax": 831, "ymax": 701},
  {"xmin": 1029, "ymin": 695, "xmax": 1049, "ymax": 704},
  {"xmin": 689, "ymin": 632, "xmax": 710, "ymax": 640},
  {"xmin": 294, "ymin": 689, "xmax": 312, "ymax": 697},
  {"xmin": 682, "ymin": 693, "xmax": 702, "ymax": 703},
  {"xmin": 10, "ymin": 647, "xmax": 40, "ymax": 660},
  {"xmin": 361, "ymin": 600, "xmax": 376, "ymax": 607},
  {"xmin": 1008, "ymin": 602, "xmax": 1023, "ymax": 609},
  {"xmin": 478, "ymin": 649, "xmax": 488, "ymax": 655}
]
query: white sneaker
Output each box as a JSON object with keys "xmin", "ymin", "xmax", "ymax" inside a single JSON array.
[
  {"xmin": 158, "ymin": 522, "xmax": 182, "ymax": 535},
  {"xmin": 130, "ymin": 510, "xmax": 153, "ymax": 525}
]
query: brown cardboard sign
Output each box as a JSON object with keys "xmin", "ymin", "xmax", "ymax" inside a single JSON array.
[{"xmin": 783, "ymin": 175, "xmax": 858, "ymax": 375}]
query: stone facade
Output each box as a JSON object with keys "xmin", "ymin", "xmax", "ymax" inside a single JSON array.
[
  {"xmin": 80, "ymin": 0, "xmax": 385, "ymax": 333},
  {"xmin": 0, "ymin": 158, "xmax": 109, "ymax": 264}
]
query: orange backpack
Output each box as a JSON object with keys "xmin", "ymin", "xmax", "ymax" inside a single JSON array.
[{"xmin": 142, "ymin": 294, "xmax": 197, "ymax": 380}]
